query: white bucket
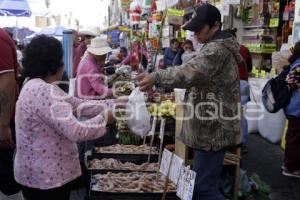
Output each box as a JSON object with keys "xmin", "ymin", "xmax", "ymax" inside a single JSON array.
[{"xmin": 174, "ymin": 88, "xmax": 186, "ymax": 103}]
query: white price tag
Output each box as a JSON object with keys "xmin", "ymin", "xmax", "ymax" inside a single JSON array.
[
  {"xmin": 148, "ymin": 22, "xmax": 159, "ymax": 38},
  {"xmin": 162, "ymin": 37, "xmax": 170, "ymax": 48},
  {"xmin": 159, "ymin": 149, "xmax": 172, "ymax": 176},
  {"xmin": 176, "ymin": 167, "xmax": 185, "ymax": 198},
  {"xmin": 148, "ymin": 117, "xmax": 157, "ymax": 136},
  {"xmin": 221, "ymin": 4, "xmax": 230, "ymax": 16},
  {"xmin": 162, "ymin": 26, "xmax": 170, "ymax": 37},
  {"xmin": 169, "ymin": 154, "xmax": 184, "ymax": 184},
  {"xmin": 159, "ymin": 118, "xmax": 166, "ymax": 140},
  {"xmin": 186, "ymin": 170, "xmax": 196, "ymax": 200},
  {"xmin": 177, "ymin": 166, "xmax": 196, "ymax": 200},
  {"xmin": 159, "ymin": 149, "xmax": 184, "ymax": 185}
]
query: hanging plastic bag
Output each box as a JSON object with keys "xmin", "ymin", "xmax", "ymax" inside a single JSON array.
[{"xmin": 126, "ymin": 87, "xmax": 151, "ymax": 136}]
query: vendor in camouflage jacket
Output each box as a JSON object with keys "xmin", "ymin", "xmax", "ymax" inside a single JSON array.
[{"xmin": 138, "ymin": 4, "xmax": 242, "ymax": 200}]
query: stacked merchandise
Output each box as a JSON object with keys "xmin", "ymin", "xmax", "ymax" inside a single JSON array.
[
  {"xmin": 85, "ymin": 73, "xmax": 179, "ymax": 200},
  {"xmin": 281, "ymin": 0, "xmax": 295, "ymax": 44},
  {"xmin": 107, "ymin": 68, "xmax": 141, "ymax": 145},
  {"xmin": 86, "ymin": 143, "xmax": 180, "ymax": 199},
  {"xmin": 241, "ymin": 0, "xmax": 280, "ymax": 71}
]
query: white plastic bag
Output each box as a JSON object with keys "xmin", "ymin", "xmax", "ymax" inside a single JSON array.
[
  {"xmin": 116, "ymin": 65, "xmax": 131, "ymax": 74},
  {"xmin": 272, "ymin": 50, "xmax": 291, "ymax": 73},
  {"xmin": 258, "ymin": 108, "xmax": 286, "ymax": 143},
  {"xmin": 245, "ymin": 102, "xmax": 263, "ymax": 134},
  {"xmin": 126, "ymin": 88, "xmax": 151, "ymax": 136},
  {"xmin": 248, "ymin": 78, "xmax": 268, "ymax": 103}
]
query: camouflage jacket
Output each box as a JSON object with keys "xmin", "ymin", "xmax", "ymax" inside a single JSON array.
[{"xmin": 155, "ymin": 32, "xmax": 242, "ymax": 151}]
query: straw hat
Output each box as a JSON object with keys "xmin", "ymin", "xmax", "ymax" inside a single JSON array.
[
  {"xmin": 87, "ymin": 37, "xmax": 112, "ymax": 56},
  {"xmin": 79, "ymin": 26, "xmax": 101, "ymax": 36}
]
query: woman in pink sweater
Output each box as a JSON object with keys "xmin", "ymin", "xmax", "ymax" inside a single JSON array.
[
  {"xmin": 75, "ymin": 37, "xmax": 114, "ymax": 99},
  {"xmin": 14, "ymin": 35, "xmax": 123, "ymax": 200}
]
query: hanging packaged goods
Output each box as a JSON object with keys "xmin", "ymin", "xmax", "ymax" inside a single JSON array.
[
  {"xmin": 177, "ymin": 0, "xmax": 199, "ymax": 9},
  {"xmin": 245, "ymin": 43, "xmax": 277, "ymax": 54},
  {"xmin": 167, "ymin": 8, "xmax": 185, "ymax": 25},
  {"xmin": 121, "ymin": 0, "xmax": 133, "ymax": 11},
  {"xmin": 238, "ymin": 0, "xmax": 281, "ymax": 71}
]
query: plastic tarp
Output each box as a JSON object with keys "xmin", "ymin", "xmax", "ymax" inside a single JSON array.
[
  {"xmin": 38, "ymin": 25, "xmax": 67, "ymax": 36},
  {"xmin": 27, "ymin": 0, "xmax": 48, "ymax": 16},
  {"xmin": 0, "ymin": 0, "xmax": 31, "ymax": 16}
]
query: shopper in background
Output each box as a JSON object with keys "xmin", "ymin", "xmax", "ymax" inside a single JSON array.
[
  {"xmin": 225, "ymin": 28, "xmax": 251, "ymax": 80},
  {"xmin": 163, "ymin": 38, "xmax": 181, "ymax": 67},
  {"xmin": 16, "ymin": 43, "xmax": 25, "ymax": 71},
  {"xmin": 14, "ymin": 35, "xmax": 124, "ymax": 200},
  {"xmin": 0, "ymin": 28, "xmax": 23, "ymax": 200},
  {"xmin": 4, "ymin": 29, "xmax": 23, "ymax": 77},
  {"xmin": 119, "ymin": 32, "xmax": 129, "ymax": 49},
  {"xmin": 73, "ymin": 26, "xmax": 100, "ymax": 77},
  {"xmin": 118, "ymin": 47, "xmax": 128, "ymax": 62},
  {"xmin": 107, "ymin": 54, "xmax": 120, "ymax": 66},
  {"xmin": 283, "ymin": 41, "xmax": 300, "ymax": 178},
  {"xmin": 103, "ymin": 55, "xmax": 119, "ymax": 76},
  {"xmin": 137, "ymin": 4, "xmax": 241, "ymax": 200},
  {"xmin": 121, "ymin": 41, "xmax": 148, "ymax": 71},
  {"xmin": 75, "ymin": 37, "xmax": 114, "ymax": 99},
  {"xmin": 178, "ymin": 39, "xmax": 196, "ymax": 63}
]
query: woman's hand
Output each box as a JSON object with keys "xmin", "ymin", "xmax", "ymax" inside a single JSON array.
[
  {"xmin": 286, "ymin": 71, "xmax": 300, "ymax": 90},
  {"xmin": 103, "ymin": 110, "xmax": 115, "ymax": 124},
  {"xmin": 286, "ymin": 73, "xmax": 296, "ymax": 85}
]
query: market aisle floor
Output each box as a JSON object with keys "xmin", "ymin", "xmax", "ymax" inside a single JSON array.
[
  {"xmin": 242, "ymin": 133, "xmax": 300, "ymax": 200},
  {"xmin": 2, "ymin": 133, "xmax": 300, "ymax": 200},
  {"xmin": 70, "ymin": 188, "xmax": 85, "ymax": 200}
]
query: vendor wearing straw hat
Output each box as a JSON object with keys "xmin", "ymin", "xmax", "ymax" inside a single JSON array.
[
  {"xmin": 75, "ymin": 37, "xmax": 114, "ymax": 99},
  {"xmin": 73, "ymin": 26, "xmax": 100, "ymax": 77}
]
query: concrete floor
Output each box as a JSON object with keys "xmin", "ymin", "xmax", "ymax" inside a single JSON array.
[{"xmin": 242, "ymin": 134, "xmax": 300, "ymax": 200}]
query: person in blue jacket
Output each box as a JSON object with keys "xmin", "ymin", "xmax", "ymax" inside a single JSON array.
[
  {"xmin": 163, "ymin": 38, "xmax": 181, "ymax": 67},
  {"xmin": 283, "ymin": 41, "xmax": 300, "ymax": 178}
]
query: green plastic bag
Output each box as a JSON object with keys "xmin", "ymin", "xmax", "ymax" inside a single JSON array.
[{"xmin": 250, "ymin": 173, "xmax": 271, "ymax": 196}]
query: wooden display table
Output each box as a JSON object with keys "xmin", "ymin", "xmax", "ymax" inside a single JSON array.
[{"xmin": 174, "ymin": 104, "xmax": 241, "ymax": 200}]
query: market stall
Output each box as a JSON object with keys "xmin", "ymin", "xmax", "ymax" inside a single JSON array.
[
  {"xmin": 57, "ymin": 1, "xmax": 298, "ymax": 199},
  {"xmin": 82, "ymin": 1, "xmax": 245, "ymax": 200}
]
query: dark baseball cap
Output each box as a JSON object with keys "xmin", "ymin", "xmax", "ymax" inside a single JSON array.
[{"xmin": 183, "ymin": 4, "xmax": 221, "ymax": 32}]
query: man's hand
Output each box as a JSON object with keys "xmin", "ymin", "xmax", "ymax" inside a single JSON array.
[
  {"xmin": 114, "ymin": 96, "xmax": 128, "ymax": 109},
  {"xmin": 0, "ymin": 125, "xmax": 15, "ymax": 149},
  {"xmin": 136, "ymin": 73, "xmax": 156, "ymax": 92}
]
